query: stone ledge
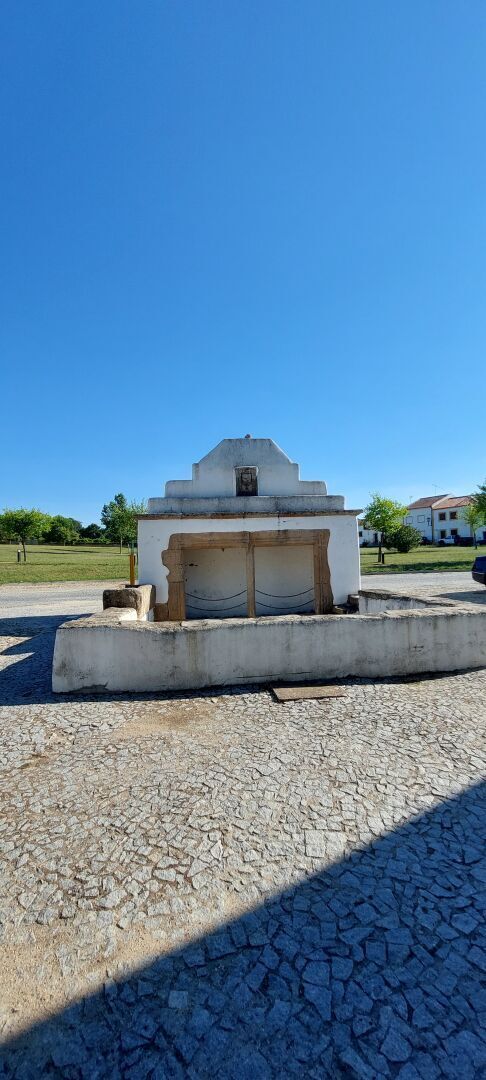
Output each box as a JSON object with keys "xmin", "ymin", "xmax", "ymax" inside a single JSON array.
[
  {"xmin": 357, "ymin": 586, "xmax": 481, "ymax": 615},
  {"xmin": 87, "ymin": 607, "xmax": 138, "ymax": 624},
  {"xmin": 140, "ymin": 495, "xmax": 358, "ymax": 517}
]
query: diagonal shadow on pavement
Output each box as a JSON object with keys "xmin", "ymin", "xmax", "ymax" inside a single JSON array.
[{"xmin": 1, "ymin": 781, "xmax": 485, "ymax": 1078}]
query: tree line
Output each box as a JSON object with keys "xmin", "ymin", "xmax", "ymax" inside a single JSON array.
[
  {"xmin": 364, "ymin": 481, "xmax": 486, "ymax": 563},
  {"xmin": 0, "ymin": 494, "xmax": 146, "ymax": 561},
  {"xmin": 3, "ymin": 482, "xmax": 486, "ymax": 565}
]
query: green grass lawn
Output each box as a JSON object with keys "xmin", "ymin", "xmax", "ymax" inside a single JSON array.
[
  {"xmin": 361, "ymin": 545, "xmax": 478, "ymax": 574},
  {"xmin": 0, "ymin": 540, "xmax": 478, "ymax": 585},
  {"xmin": 0, "ymin": 544, "xmax": 131, "ymax": 585}
]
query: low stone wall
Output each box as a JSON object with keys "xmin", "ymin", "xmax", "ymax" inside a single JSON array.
[
  {"xmin": 357, "ymin": 589, "xmax": 449, "ymax": 614},
  {"xmin": 52, "ymin": 604, "xmax": 486, "ymax": 693}
]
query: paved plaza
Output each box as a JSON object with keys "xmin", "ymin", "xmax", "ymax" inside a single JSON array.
[{"xmin": 0, "ymin": 580, "xmax": 485, "ymax": 1077}]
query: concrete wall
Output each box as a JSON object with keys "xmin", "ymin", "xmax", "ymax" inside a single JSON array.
[
  {"xmin": 52, "ymin": 605, "xmax": 486, "ymax": 693},
  {"xmin": 358, "ymin": 591, "xmax": 435, "ymax": 614},
  {"xmin": 138, "ymin": 514, "xmax": 361, "ymax": 606}
]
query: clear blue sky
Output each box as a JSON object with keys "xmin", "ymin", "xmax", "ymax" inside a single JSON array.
[{"xmin": 2, "ymin": 2, "xmax": 485, "ymax": 524}]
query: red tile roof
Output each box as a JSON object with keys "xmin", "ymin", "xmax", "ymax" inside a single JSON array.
[
  {"xmin": 407, "ymin": 495, "xmax": 450, "ymax": 510},
  {"xmin": 433, "ymin": 496, "xmax": 474, "ymax": 509}
]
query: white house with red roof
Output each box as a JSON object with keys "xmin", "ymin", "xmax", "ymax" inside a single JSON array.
[
  {"xmin": 405, "ymin": 494, "xmax": 482, "ymax": 543},
  {"xmin": 359, "ymin": 493, "xmax": 484, "ymax": 546}
]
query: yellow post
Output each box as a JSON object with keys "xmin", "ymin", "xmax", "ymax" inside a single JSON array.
[{"xmin": 129, "ymin": 553, "xmax": 136, "ymax": 587}]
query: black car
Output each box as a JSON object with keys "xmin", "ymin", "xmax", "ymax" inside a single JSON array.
[{"xmin": 472, "ymin": 555, "xmax": 486, "ymax": 585}]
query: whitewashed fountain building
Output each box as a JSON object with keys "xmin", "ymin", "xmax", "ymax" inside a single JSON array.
[
  {"xmin": 137, "ymin": 437, "xmax": 361, "ymax": 620},
  {"xmin": 53, "ymin": 436, "xmax": 486, "ymax": 694}
]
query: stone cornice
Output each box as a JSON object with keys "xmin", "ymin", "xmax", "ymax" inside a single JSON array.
[{"xmin": 138, "ymin": 509, "xmax": 362, "ymax": 520}]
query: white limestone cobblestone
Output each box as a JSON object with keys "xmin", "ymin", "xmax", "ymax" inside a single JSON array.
[{"xmin": 0, "ymin": 600, "xmax": 485, "ymax": 1076}]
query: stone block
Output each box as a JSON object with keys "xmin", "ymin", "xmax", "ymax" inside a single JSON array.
[{"xmin": 103, "ymin": 584, "xmax": 155, "ymax": 619}]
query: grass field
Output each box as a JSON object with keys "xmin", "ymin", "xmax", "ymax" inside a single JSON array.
[
  {"xmin": 0, "ymin": 544, "xmax": 130, "ymax": 585},
  {"xmin": 0, "ymin": 540, "xmax": 479, "ymax": 585},
  {"xmin": 361, "ymin": 545, "xmax": 478, "ymax": 575}
]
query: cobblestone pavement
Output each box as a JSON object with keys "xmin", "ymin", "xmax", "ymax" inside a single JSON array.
[{"xmin": 0, "ymin": 591, "xmax": 485, "ymax": 1076}]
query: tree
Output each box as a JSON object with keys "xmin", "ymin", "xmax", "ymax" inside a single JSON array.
[
  {"xmin": 363, "ymin": 494, "xmax": 408, "ymax": 564},
  {"xmin": 101, "ymin": 494, "xmax": 146, "ymax": 553},
  {"xmin": 0, "ymin": 516, "xmax": 10, "ymax": 542},
  {"xmin": 384, "ymin": 524, "xmax": 422, "ymax": 553},
  {"xmin": 45, "ymin": 516, "xmax": 82, "ymax": 545},
  {"xmin": 462, "ymin": 500, "xmax": 485, "ymax": 548},
  {"xmin": 124, "ymin": 500, "xmax": 146, "ymax": 550},
  {"xmin": 101, "ymin": 494, "xmax": 129, "ymax": 552},
  {"xmin": 0, "ymin": 508, "xmax": 51, "ymax": 561},
  {"xmin": 474, "ymin": 481, "xmax": 486, "ymax": 521},
  {"xmin": 80, "ymin": 523, "xmax": 103, "ymax": 541}
]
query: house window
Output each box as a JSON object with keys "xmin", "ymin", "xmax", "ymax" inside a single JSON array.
[
  {"xmin": 417, "ymin": 515, "xmax": 425, "ymax": 523},
  {"xmin": 451, "ymin": 529, "xmax": 458, "ymax": 537},
  {"xmin": 449, "ymin": 511, "xmax": 457, "ymax": 520},
  {"xmin": 235, "ymin": 467, "xmax": 258, "ymax": 496},
  {"xmin": 439, "ymin": 512, "xmax": 446, "ymax": 521},
  {"xmin": 359, "ymin": 531, "xmax": 363, "ymax": 538},
  {"xmin": 440, "ymin": 530, "xmax": 446, "ymax": 539}
]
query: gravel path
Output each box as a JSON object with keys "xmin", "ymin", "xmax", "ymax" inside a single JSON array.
[
  {"xmin": 363, "ymin": 571, "xmax": 486, "ymax": 608},
  {"xmin": 1, "ymin": 572, "xmax": 483, "ymax": 619},
  {"xmin": 0, "ymin": 579, "xmax": 485, "ymax": 1076},
  {"xmin": 363, "ymin": 570, "xmax": 477, "ymax": 590},
  {"xmin": 0, "ymin": 581, "xmax": 118, "ymax": 620}
]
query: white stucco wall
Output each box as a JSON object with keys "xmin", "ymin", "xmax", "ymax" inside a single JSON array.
[
  {"xmin": 254, "ymin": 545, "xmax": 315, "ymax": 615},
  {"xmin": 184, "ymin": 548, "xmax": 248, "ymax": 619},
  {"xmin": 53, "ymin": 605, "xmax": 486, "ymax": 694},
  {"xmin": 183, "ymin": 543, "xmax": 316, "ymax": 618},
  {"xmin": 403, "ymin": 508, "xmax": 434, "ymax": 541},
  {"xmin": 358, "ymin": 525, "xmax": 380, "ymax": 546},
  {"xmin": 138, "ymin": 514, "xmax": 360, "ymax": 607},
  {"xmin": 358, "ymin": 592, "xmax": 433, "ymax": 614},
  {"xmin": 404, "ymin": 505, "xmax": 475, "ymax": 542},
  {"xmin": 433, "ymin": 508, "xmax": 472, "ymax": 541},
  {"xmin": 163, "ymin": 438, "xmax": 327, "ymax": 499}
]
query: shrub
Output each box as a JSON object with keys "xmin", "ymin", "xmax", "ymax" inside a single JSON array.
[{"xmin": 385, "ymin": 525, "xmax": 422, "ymax": 553}]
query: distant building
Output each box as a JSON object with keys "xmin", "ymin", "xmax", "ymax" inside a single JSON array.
[
  {"xmin": 405, "ymin": 495, "xmax": 481, "ymax": 543},
  {"xmin": 359, "ymin": 493, "xmax": 484, "ymax": 546},
  {"xmin": 358, "ymin": 522, "xmax": 380, "ymax": 546},
  {"xmin": 404, "ymin": 495, "xmax": 450, "ymax": 543}
]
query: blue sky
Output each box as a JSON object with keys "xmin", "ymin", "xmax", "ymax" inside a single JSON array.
[{"xmin": 2, "ymin": 2, "xmax": 485, "ymax": 524}]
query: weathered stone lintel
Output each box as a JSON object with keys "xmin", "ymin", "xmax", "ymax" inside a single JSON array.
[{"xmin": 161, "ymin": 529, "xmax": 333, "ymax": 621}]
